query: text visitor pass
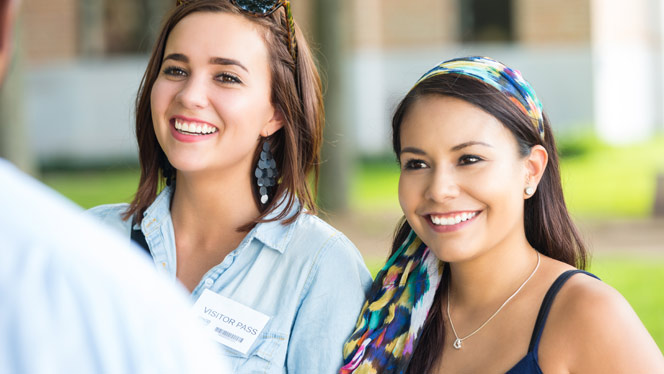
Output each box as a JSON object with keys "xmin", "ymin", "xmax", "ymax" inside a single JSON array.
[{"xmin": 193, "ymin": 289, "xmax": 271, "ymax": 354}]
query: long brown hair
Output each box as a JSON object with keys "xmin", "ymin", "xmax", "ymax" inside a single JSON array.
[
  {"xmin": 389, "ymin": 74, "xmax": 588, "ymax": 373},
  {"xmin": 123, "ymin": 0, "xmax": 324, "ymax": 228}
]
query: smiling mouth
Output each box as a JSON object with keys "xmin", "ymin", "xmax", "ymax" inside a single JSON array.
[
  {"xmin": 173, "ymin": 118, "xmax": 218, "ymax": 135},
  {"xmin": 429, "ymin": 211, "xmax": 479, "ymax": 226}
]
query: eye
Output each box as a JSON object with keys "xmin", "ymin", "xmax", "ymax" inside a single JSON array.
[
  {"xmin": 458, "ymin": 154, "xmax": 483, "ymax": 166},
  {"xmin": 403, "ymin": 159, "xmax": 428, "ymax": 170},
  {"xmin": 215, "ymin": 72, "xmax": 242, "ymax": 84},
  {"xmin": 162, "ymin": 66, "xmax": 187, "ymax": 78}
]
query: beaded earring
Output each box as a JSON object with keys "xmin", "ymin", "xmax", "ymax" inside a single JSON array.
[{"xmin": 255, "ymin": 139, "xmax": 278, "ymax": 205}]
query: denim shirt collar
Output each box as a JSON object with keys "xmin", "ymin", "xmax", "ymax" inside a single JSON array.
[
  {"xmin": 141, "ymin": 185, "xmax": 298, "ymax": 254},
  {"xmin": 252, "ymin": 197, "xmax": 300, "ymax": 253}
]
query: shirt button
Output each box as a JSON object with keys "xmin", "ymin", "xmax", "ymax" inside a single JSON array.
[{"xmin": 203, "ymin": 278, "xmax": 214, "ymax": 288}]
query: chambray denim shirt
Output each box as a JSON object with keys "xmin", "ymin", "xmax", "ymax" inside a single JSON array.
[{"xmin": 88, "ymin": 186, "xmax": 372, "ymax": 374}]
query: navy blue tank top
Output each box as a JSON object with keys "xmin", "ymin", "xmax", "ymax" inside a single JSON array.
[{"xmin": 506, "ymin": 269, "xmax": 600, "ymax": 373}]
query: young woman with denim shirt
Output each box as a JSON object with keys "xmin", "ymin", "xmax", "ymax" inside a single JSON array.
[
  {"xmin": 341, "ymin": 57, "xmax": 664, "ymax": 373},
  {"xmin": 88, "ymin": 1, "xmax": 372, "ymax": 372}
]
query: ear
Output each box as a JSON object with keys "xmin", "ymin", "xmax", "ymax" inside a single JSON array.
[
  {"xmin": 260, "ymin": 106, "xmax": 285, "ymax": 137},
  {"xmin": 523, "ymin": 145, "xmax": 548, "ymax": 198}
]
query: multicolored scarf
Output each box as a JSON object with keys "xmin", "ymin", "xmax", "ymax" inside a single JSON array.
[
  {"xmin": 340, "ymin": 230, "xmax": 443, "ymax": 374},
  {"xmin": 413, "ymin": 56, "xmax": 545, "ymax": 139}
]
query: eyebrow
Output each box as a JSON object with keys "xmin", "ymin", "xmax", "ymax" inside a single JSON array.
[
  {"xmin": 210, "ymin": 57, "xmax": 249, "ymax": 72},
  {"xmin": 400, "ymin": 141, "xmax": 492, "ymax": 155},
  {"xmin": 162, "ymin": 53, "xmax": 249, "ymax": 73},
  {"xmin": 400, "ymin": 146, "xmax": 427, "ymax": 156},
  {"xmin": 451, "ymin": 141, "xmax": 493, "ymax": 151}
]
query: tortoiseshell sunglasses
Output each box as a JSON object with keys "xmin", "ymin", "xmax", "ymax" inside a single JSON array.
[{"xmin": 176, "ymin": 0, "xmax": 298, "ymax": 63}]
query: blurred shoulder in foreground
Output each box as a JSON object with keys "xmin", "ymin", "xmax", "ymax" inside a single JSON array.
[{"xmin": 0, "ymin": 159, "xmax": 229, "ymax": 373}]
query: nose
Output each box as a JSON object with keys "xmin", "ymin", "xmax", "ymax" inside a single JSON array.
[
  {"xmin": 175, "ymin": 74, "xmax": 209, "ymax": 109},
  {"xmin": 424, "ymin": 165, "xmax": 460, "ymax": 202}
]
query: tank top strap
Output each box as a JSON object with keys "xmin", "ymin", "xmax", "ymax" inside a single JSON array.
[{"xmin": 527, "ymin": 269, "xmax": 600, "ymax": 354}]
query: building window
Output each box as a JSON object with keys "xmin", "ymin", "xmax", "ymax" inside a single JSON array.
[
  {"xmin": 459, "ymin": 0, "xmax": 513, "ymax": 42},
  {"xmin": 78, "ymin": 0, "xmax": 170, "ymax": 56}
]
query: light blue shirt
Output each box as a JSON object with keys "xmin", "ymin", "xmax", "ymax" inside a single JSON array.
[
  {"xmin": 0, "ymin": 160, "xmax": 229, "ymax": 373},
  {"xmin": 88, "ymin": 186, "xmax": 373, "ymax": 374}
]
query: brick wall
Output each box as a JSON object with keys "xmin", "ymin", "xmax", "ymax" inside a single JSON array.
[
  {"xmin": 355, "ymin": 0, "xmax": 591, "ymax": 48},
  {"xmin": 515, "ymin": 0, "xmax": 591, "ymax": 44},
  {"xmin": 379, "ymin": 0, "xmax": 457, "ymax": 48},
  {"xmin": 20, "ymin": 0, "xmax": 592, "ymax": 65},
  {"xmin": 23, "ymin": 0, "xmax": 78, "ymax": 64}
]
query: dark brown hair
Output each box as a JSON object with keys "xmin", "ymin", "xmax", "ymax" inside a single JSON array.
[
  {"xmin": 123, "ymin": 0, "xmax": 324, "ymax": 228},
  {"xmin": 389, "ymin": 74, "xmax": 588, "ymax": 373}
]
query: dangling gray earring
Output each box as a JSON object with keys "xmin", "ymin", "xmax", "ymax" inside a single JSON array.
[
  {"xmin": 525, "ymin": 186, "xmax": 535, "ymax": 196},
  {"xmin": 255, "ymin": 139, "xmax": 278, "ymax": 205}
]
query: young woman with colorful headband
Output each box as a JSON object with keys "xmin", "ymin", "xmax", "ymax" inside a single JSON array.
[
  {"xmin": 88, "ymin": 0, "xmax": 372, "ymax": 372},
  {"xmin": 341, "ymin": 57, "xmax": 664, "ymax": 373}
]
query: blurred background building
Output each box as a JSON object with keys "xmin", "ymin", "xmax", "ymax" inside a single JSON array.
[
  {"xmin": 3, "ymin": 0, "xmax": 664, "ymax": 166},
  {"xmin": 3, "ymin": 0, "xmax": 661, "ymax": 348},
  {"xmin": 9, "ymin": 0, "xmax": 170, "ymax": 169}
]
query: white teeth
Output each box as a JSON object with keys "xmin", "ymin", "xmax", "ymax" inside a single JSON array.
[
  {"xmin": 430, "ymin": 212, "xmax": 477, "ymax": 226},
  {"xmin": 174, "ymin": 119, "xmax": 218, "ymax": 135}
]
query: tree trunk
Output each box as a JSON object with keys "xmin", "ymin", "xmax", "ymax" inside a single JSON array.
[
  {"xmin": 142, "ymin": 0, "xmax": 171, "ymax": 50},
  {"xmin": 655, "ymin": 173, "xmax": 664, "ymax": 217},
  {"xmin": 312, "ymin": 0, "xmax": 353, "ymax": 213},
  {"xmin": 79, "ymin": 0, "xmax": 105, "ymax": 56}
]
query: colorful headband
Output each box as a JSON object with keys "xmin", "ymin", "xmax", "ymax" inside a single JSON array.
[{"xmin": 413, "ymin": 56, "xmax": 545, "ymax": 139}]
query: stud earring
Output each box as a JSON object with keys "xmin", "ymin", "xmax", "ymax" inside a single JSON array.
[
  {"xmin": 255, "ymin": 139, "xmax": 278, "ymax": 205},
  {"xmin": 525, "ymin": 186, "xmax": 535, "ymax": 196}
]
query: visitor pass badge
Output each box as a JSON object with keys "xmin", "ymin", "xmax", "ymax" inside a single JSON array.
[{"xmin": 192, "ymin": 289, "xmax": 271, "ymax": 354}]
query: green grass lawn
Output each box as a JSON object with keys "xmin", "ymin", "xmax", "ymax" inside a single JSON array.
[
  {"xmin": 41, "ymin": 167, "xmax": 140, "ymax": 209},
  {"xmin": 560, "ymin": 135, "xmax": 664, "ymax": 218},
  {"xmin": 352, "ymin": 135, "xmax": 664, "ymax": 218},
  {"xmin": 40, "ymin": 134, "xmax": 664, "ymax": 216},
  {"xmin": 39, "ymin": 134, "xmax": 664, "ymax": 351}
]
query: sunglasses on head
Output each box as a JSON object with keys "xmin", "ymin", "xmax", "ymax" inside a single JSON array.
[{"xmin": 176, "ymin": 0, "xmax": 298, "ymax": 64}]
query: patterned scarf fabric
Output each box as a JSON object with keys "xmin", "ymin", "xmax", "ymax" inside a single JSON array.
[
  {"xmin": 340, "ymin": 230, "xmax": 443, "ymax": 374},
  {"xmin": 414, "ymin": 56, "xmax": 545, "ymax": 139}
]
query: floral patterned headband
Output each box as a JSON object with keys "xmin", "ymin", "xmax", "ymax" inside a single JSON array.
[{"xmin": 413, "ymin": 56, "xmax": 545, "ymax": 139}]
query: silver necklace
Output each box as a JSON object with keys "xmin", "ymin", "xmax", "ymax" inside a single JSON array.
[{"xmin": 447, "ymin": 251, "xmax": 541, "ymax": 350}]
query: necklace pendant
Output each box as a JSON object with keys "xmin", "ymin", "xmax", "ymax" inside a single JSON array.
[{"xmin": 453, "ymin": 338, "xmax": 462, "ymax": 350}]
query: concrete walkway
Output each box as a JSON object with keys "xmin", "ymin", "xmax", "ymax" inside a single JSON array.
[{"xmin": 577, "ymin": 218, "xmax": 664, "ymax": 254}]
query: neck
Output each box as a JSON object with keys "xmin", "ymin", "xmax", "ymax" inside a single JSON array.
[
  {"xmin": 447, "ymin": 233, "xmax": 539, "ymax": 310},
  {"xmin": 170, "ymin": 167, "xmax": 260, "ymax": 241}
]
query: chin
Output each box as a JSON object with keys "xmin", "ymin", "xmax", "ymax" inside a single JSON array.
[
  {"xmin": 420, "ymin": 237, "xmax": 481, "ymax": 264},
  {"xmin": 430, "ymin": 247, "xmax": 473, "ymax": 263},
  {"xmin": 165, "ymin": 155, "xmax": 205, "ymax": 173}
]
